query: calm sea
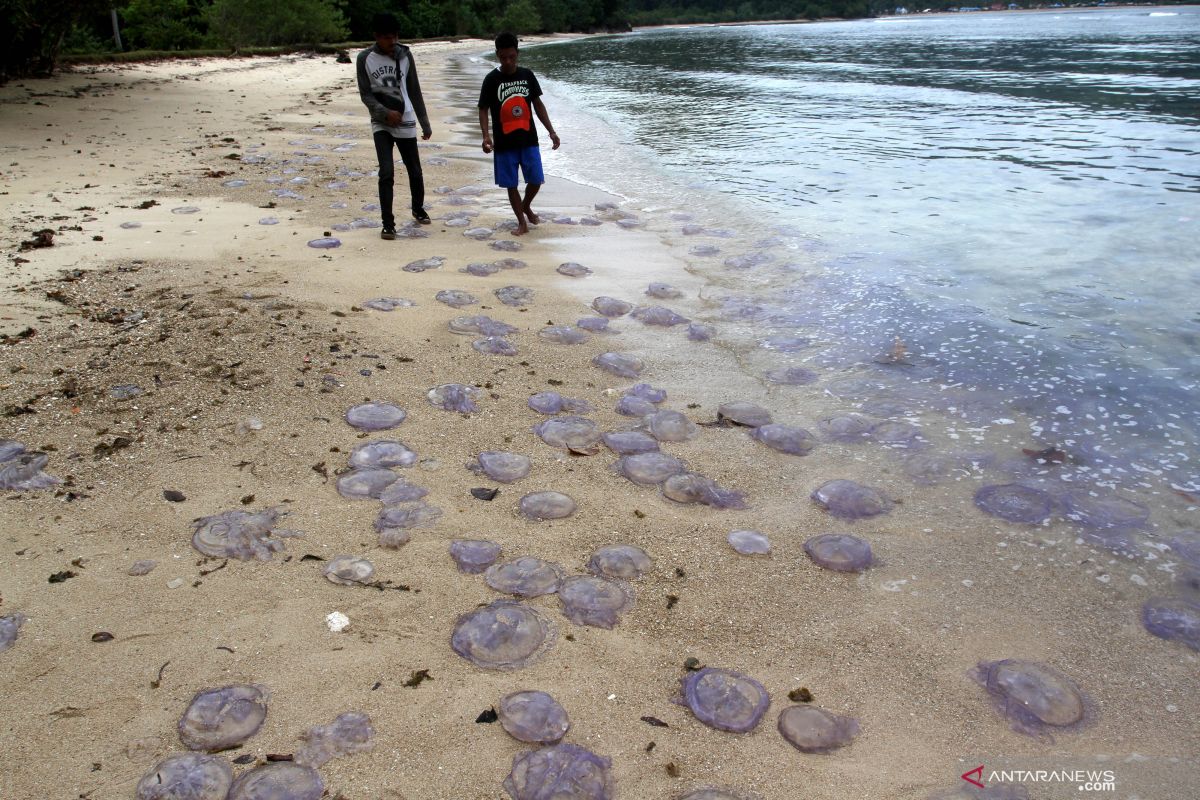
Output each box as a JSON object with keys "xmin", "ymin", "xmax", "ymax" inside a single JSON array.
[{"xmin": 515, "ymin": 8, "xmax": 1200, "ymax": 519}]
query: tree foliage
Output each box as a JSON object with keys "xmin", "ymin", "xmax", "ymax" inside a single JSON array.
[
  {"xmin": 3, "ymin": 0, "xmax": 892, "ymax": 80},
  {"xmin": 206, "ymin": 0, "xmax": 349, "ymax": 48}
]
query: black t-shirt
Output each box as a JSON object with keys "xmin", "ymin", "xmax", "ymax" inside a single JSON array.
[{"xmin": 478, "ymin": 66, "xmax": 542, "ymax": 152}]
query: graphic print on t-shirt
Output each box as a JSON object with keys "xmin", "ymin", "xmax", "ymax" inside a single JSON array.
[{"xmin": 500, "ymin": 92, "xmax": 530, "ymax": 135}]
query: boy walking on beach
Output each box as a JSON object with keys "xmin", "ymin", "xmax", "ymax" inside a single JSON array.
[
  {"xmin": 356, "ymin": 13, "xmax": 433, "ymax": 240},
  {"xmin": 478, "ymin": 32, "xmax": 560, "ymax": 236}
]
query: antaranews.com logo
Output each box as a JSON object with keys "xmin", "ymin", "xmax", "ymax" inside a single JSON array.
[{"xmin": 962, "ymin": 764, "xmax": 1117, "ymax": 792}]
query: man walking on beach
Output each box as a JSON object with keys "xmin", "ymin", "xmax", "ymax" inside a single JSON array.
[
  {"xmin": 478, "ymin": 32, "xmax": 560, "ymax": 236},
  {"xmin": 356, "ymin": 13, "xmax": 433, "ymax": 240}
]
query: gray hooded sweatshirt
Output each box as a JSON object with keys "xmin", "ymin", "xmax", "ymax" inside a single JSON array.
[{"xmin": 356, "ymin": 43, "xmax": 432, "ymax": 139}]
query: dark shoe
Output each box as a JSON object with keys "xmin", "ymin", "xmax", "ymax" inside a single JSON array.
[
  {"xmin": 413, "ymin": 210, "xmax": 431, "ymax": 225},
  {"xmin": 380, "ymin": 225, "xmax": 396, "ymax": 240}
]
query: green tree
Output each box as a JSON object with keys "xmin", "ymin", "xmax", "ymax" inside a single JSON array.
[
  {"xmin": 123, "ymin": 0, "xmax": 205, "ymax": 50},
  {"xmin": 496, "ymin": 0, "xmax": 542, "ymax": 33},
  {"xmin": 1, "ymin": 0, "xmax": 111, "ymax": 78},
  {"xmin": 205, "ymin": 0, "xmax": 348, "ymax": 49}
]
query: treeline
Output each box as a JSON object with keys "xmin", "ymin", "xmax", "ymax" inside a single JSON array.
[{"xmin": 1, "ymin": 0, "xmax": 874, "ymax": 81}]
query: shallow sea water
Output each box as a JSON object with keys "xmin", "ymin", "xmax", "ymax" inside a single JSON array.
[{"xmin": 504, "ymin": 8, "xmax": 1200, "ymax": 550}]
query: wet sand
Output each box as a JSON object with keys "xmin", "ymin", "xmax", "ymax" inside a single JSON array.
[{"xmin": 0, "ymin": 41, "xmax": 1197, "ymax": 800}]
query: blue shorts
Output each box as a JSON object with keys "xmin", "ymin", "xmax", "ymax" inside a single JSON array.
[{"xmin": 493, "ymin": 145, "xmax": 544, "ymax": 189}]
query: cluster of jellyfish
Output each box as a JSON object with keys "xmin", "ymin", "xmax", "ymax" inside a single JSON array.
[{"xmin": 135, "ymin": 683, "xmax": 372, "ymax": 799}]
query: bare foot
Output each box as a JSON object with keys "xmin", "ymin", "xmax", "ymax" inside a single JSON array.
[
  {"xmin": 513, "ymin": 222, "xmax": 529, "ymax": 236},
  {"xmin": 524, "ymin": 208, "xmax": 540, "ymax": 225}
]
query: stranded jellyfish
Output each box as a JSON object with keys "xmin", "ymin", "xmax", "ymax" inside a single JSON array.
[
  {"xmin": 727, "ymin": 530, "xmax": 771, "ymax": 556},
  {"xmin": 588, "ymin": 545, "xmax": 652, "ymax": 580},
  {"xmin": 495, "ymin": 286, "xmax": 533, "ymax": 306},
  {"xmin": 486, "ymin": 557, "xmax": 564, "ymax": 598},
  {"xmin": 749, "ymin": 424, "xmax": 816, "ymax": 456},
  {"xmin": 362, "ymin": 297, "xmax": 414, "ymax": 311},
  {"xmin": 973, "ymin": 484, "xmax": 1054, "ymax": 525},
  {"xmin": 972, "ymin": 659, "xmax": 1086, "ymax": 736},
  {"xmin": 1142, "ymin": 596, "xmax": 1200, "ymax": 651},
  {"xmin": 601, "ymin": 431, "xmax": 659, "ymax": 455},
  {"xmin": 436, "ymin": 289, "xmax": 478, "ymax": 308},
  {"xmin": 577, "ymin": 316, "xmax": 610, "ymax": 333},
  {"xmin": 678, "ymin": 791, "xmax": 752, "ymax": 800},
  {"xmin": 0, "ymin": 613, "xmax": 27, "ymax": 652},
  {"xmin": 499, "ymin": 691, "xmax": 570, "ymax": 744},
  {"xmin": 804, "ymin": 534, "xmax": 873, "ymax": 573},
  {"xmin": 449, "ymin": 315, "xmax": 517, "ymax": 337},
  {"xmin": 642, "ymin": 410, "xmax": 699, "ymax": 442},
  {"xmin": 534, "ymin": 416, "xmax": 601, "ymax": 451},
  {"xmin": 191, "ymin": 508, "xmax": 300, "ymax": 561},
  {"xmin": 817, "ymin": 414, "xmax": 874, "ymax": 442},
  {"xmin": 687, "ymin": 323, "xmax": 715, "ymax": 342},
  {"xmin": 470, "ymin": 451, "xmax": 532, "ymax": 483},
  {"xmin": 136, "ymin": 753, "xmax": 232, "ymax": 800},
  {"xmin": 647, "ymin": 282, "xmax": 683, "ymax": 299},
  {"xmin": 403, "ymin": 256, "xmax": 444, "ymax": 272},
  {"xmin": 323, "ymin": 556, "xmax": 375, "ymax": 586},
  {"xmin": 349, "ymin": 439, "xmax": 417, "ymax": 469},
  {"xmin": 631, "ymin": 305, "xmax": 689, "ymax": 326},
  {"xmin": 428, "ymin": 383, "xmax": 483, "ymax": 413},
  {"xmin": 663, "ymin": 473, "xmax": 747, "ymax": 509},
  {"xmin": 1061, "ymin": 490, "xmax": 1149, "ymax": 530},
  {"xmin": 1168, "ymin": 531, "xmax": 1200, "ymax": 567},
  {"xmin": 557, "ymin": 262, "xmax": 592, "ymax": 277},
  {"xmin": 307, "ymin": 237, "xmax": 341, "ymax": 249},
  {"xmin": 539, "ymin": 325, "xmax": 589, "ymax": 345},
  {"xmin": 777, "ymin": 705, "xmax": 860, "ymax": 753},
  {"xmin": 491, "ymin": 240, "xmax": 522, "ymax": 252},
  {"xmin": 464, "ymin": 227, "xmax": 492, "ymax": 240},
  {"xmin": 335, "ymin": 468, "xmax": 397, "ymax": 500},
  {"xmin": 228, "ymin": 762, "xmax": 324, "ymax": 800},
  {"xmin": 627, "ymin": 383, "xmax": 667, "ymax": 403},
  {"xmin": 375, "ymin": 498, "xmax": 442, "ymax": 528},
  {"xmin": 529, "ymin": 391, "xmax": 592, "ymax": 414},
  {"xmin": 690, "ymin": 244, "xmax": 720, "ymax": 257},
  {"xmin": 178, "ymin": 685, "xmax": 268, "ymax": 751},
  {"xmin": 345, "ymin": 402, "xmax": 406, "ymax": 431},
  {"xmin": 0, "ymin": 446, "xmax": 59, "ymax": 491},
  {"xmin": 450, "ymin": 539, "xmax": 502, "ymax": 574},
  {"xmin": 811, "ymin": 480, "xmax": 893, "ymax": 520},
  {"xmin": 592, "ymin": 352, "xmax": 643, "ymax": 378},
  {"xmin": 718, "ymin": 401, "xmax": 772, "ymax": 428},
  {"xmin": 172, "ymin": 206, "xmax": 201, "ymax": 214},
  {"xmin": 678, "ymin": 667, "xmax": 770, "ymax": 733},
  {"xmin": 295, "ymin": 712, "xmax": 374, "ymax": 767},
  {"xmin": 504, "ymin": 743, "xmax": 613, "ymax": 800},
  {"xmin": 473, "ymin": 337, "xmax": 518, "ymax": 356},
  {"xmin": 765, "ymin": 367, "xmax": 818, "ymax": 385},
  {"xmin": 451, "ymin": 600, "xmax": 555, "ymax": 670},
  {"xmin": 616, "ymin": 395, "xmax": 656, "ymax": 417},
  {"xmin": 592, "ymin": 297, "xmax": 633, "ymax": 317},
  {"xmin": 519, "ymin": 491, "xmax": 577, "ymax": 520},
  {"xmin": 617, "ymin": 452, "xmax": 686, "ymax": 485},
  {"xmin": 378, "ymin": 478, "xmax": 427, "ymax": 505},
  {"xmin": 558, "ymin": 576, "xmax": 634, "ymax": 628}
]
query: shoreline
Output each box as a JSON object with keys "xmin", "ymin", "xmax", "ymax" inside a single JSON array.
[{"xmin": 1, "ymin": 38, "xmax": 1197, "ymax": 800}]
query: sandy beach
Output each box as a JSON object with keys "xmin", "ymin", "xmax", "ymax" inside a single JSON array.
[{"xmin": 0, "ymin": 39, "xmax": 1197, "ymax": 800}]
